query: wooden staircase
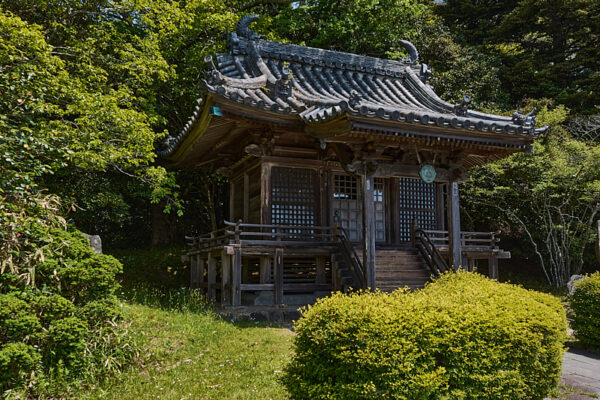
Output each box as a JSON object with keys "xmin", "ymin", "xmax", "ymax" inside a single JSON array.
[
  {"xmin": 353, "ymin": 248, "xmax": 432, "ymax": 291},
  {"xmin": 374, "ymin": 249, "xmax": 431, "ymax": 292}
]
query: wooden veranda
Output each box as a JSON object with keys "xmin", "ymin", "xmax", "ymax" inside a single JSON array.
[{"xmin": 185, "ymin": 220, "xmax": 508, "ymax": 306}]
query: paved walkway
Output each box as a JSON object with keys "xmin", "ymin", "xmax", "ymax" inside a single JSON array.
[{"xmin": 560, "ymin": 349, "xmax": 600, "ymax": 399}]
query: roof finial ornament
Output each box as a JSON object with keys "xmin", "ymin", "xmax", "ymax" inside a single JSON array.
[
  {"xmin": 512, "ymin": 107, "xmax": 537, "ymax": 131},
  {"xmin": 204, "ymin": 55, "xmax": 224, "ymax": 86},
  {"xmin": 348, "ymin": 90, "xmax": 362, "ymax": 108},
  {"xmin": 454, "ymin": 94, "xmax": 471, "ymax": 117},
  {"xmin": 237, "ymin": 15, "xmax": 264, "ymax": 40},
  {"xmin": 399, "ymin": 40, "xmax": 419, "ymax": 64}
]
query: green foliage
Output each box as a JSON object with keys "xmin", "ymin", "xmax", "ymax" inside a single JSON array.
[
  {"xmin": 0, "ymin": 193, "xmax": 132, "ymax": 395},
  {"xmin": 569, "ymin": 272, "xmax": 600, "ymax": 347},
  {"xmin": 283, "ymin": 272, "xmax": 566, "ymax": 400},
  {"xmin": 463, "ymin": 109, "xmax": 600, "ymax": 287},
  {"xmin": 435, "ymin": 0, "xmax": 600, "ymax": 114},
  {"xmin": 0, "ymin": 343, "xmax": 41, "ymax": 393}
]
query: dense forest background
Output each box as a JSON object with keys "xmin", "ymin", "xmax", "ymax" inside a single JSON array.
[{"xmin": 2, "ymin": 0, "xmax": 600, "ymax": 288}]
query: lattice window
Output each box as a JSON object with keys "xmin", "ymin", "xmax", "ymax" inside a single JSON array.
[
  {"xmin": 271, "ymin": 167, "xmax": 317, "ymax": 226},
  {"xmin": 398, "ymin": 177, "xmax": 437, "ymax": 241},
  {"xmin": 333, "ymin": 174, "xmax": 358, "ymax": 199}
]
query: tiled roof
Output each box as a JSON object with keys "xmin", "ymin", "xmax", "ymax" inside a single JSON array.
[{"xmin": 160, "ymin": 15, "xmax": 543, "ymax": 158}]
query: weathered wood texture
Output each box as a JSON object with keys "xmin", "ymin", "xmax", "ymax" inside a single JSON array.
[
  {"xmin": 447, "ymin": 181, "xmax": 462, "ymax": 268},
  {"xmin": 232, "ymin": 247, "xmax": 242, "ymax": 306},
  {"xmin": 362, "ymin": 173, "xmax": 376, "ymax": 290},
  {"xmin": 274, "ymin": 248, "xmax": 284, "ymax": 305},
  {"xmin": 221, "ymin": 251, "xmax": 231, "ymax": 305}
]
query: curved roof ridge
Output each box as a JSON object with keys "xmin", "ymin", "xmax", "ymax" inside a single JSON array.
[{"xmin": 159, "ymin": 16, "xmax": 545, "ymax": 159}]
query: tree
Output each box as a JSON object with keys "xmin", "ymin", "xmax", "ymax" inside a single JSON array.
[
  {"xmin": 435, "ymin": 0, "xmax": 600, "ymax": 114},
  {"xmin": 463, "ymin": 103, "xmax": 600, "ymax": 287}
]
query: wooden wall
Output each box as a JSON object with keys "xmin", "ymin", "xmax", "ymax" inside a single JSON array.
[{"xmin": 228, "ymin": 156, "xmax": 447, "ymax": 246}]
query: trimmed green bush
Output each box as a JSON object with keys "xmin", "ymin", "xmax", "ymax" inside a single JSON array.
[
  {"xmin": 569, "ymin": 272, "xmax": 600, "ymax": 347},
  {"xmin": 0, "ymin": 227, "xmax": 127, "ymax": 395},
  {"xmin": 283, "ymin": 272, "xmax": 566, "ymax": 400}
]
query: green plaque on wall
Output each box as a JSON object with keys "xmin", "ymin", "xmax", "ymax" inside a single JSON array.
[{"xmin": 419, "ymin": 164, "xmax": 436, "ymax": 183}]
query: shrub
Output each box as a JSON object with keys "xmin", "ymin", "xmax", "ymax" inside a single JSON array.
[
  {"xmin": 569, "ymin": 272, "xmax": 600, "ymax": 347},
  {"xmin": 283, "ymin": 272, "xmax": 566, "ymax": 400},
  {"xmin": 0, "ymin": 343, "xmax": 41, "ymax": 392},
  {"xmin": 0, "ymin": 222, "xmax": 127, "ymax": 395}
]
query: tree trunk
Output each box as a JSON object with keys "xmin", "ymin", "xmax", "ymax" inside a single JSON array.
[{"xmin": 151, "ymin": 200, "xmax": 177, "ymax": 246}]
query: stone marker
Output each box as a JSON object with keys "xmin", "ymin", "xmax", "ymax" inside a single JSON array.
[{"xmin": 83, "ymin": 234, "xmax": 102, "ymax": 254}]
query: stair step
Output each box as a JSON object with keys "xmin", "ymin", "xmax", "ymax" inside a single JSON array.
[
  {"xmin": 376, "ymin": 261, "xmax": 427, "ymax": 267},
  {"xmin": 377, "ymin": 276, "xmax": 429, "ymax": 283},
  {"xmin": 376, "ymin": 270, "xmax": 430, "ymax": 278}
]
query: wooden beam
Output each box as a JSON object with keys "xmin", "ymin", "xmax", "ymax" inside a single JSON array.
[
  {"xmin": 447, "ymin": 181, "xmax": 462, "ymax": 269},
  {"xmin": 240, "ymin": 283, "xmax": 275, "ymax": 291},
  {"xmin": 362, "ymin": 172, "xmax": 376, "ymax": 290},
  {"xmin": 232, "ymin": 247, "xmax": 242, "ymax": 306},
  {"xmin": 274, "ymin": 248, "xmax": 284, "ymax": 305},
  {"xmin": 207, "ymin": 253, "xmax": 217, "ymax": 301},
  {"xmin": 259, "ymin": 256, "xmax": 271, "ymax": 283},
  {"xmin": 221, "ymin": 251, "xmax": 231, "ymax": 305}
]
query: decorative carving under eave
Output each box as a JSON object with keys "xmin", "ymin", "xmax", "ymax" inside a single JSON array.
[
  {"xmin": 244, "ymin": 143, "xmax": 268, "ymax": 157},
  {"xmin": 454, "ymin": 95, "xmax": 471, "ymax": 117}
]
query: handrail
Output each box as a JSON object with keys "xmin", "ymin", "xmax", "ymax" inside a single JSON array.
[
  {"xmin": 223, "ymin": 220, "xmax": 333, "ymax": 230},
  {"xmin": 421, "ymin": 229, "xmax": 501, "ymax": 250},
  {"xmin": 414, "ymin": 228, "xmax": 449, "ymax": 277},
  {"xmin": 186, "ymin": 221, "xmax": 337, "ymax": 253},
  {"xmin": 336, "ymin": 226, "xmax": 366, "ymax": 290}
]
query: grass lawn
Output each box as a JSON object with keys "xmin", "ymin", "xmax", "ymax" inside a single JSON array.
[{"xmin": 74, "ymin": 302, "xmax": 293, "ymax": 399}]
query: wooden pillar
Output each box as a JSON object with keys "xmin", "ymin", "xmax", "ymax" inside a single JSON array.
[
  {"xmin": 315, "ymin": 256, "xmax": 326, "ymax": 284},
  {"xmin": 232, "ymin": 247, "xmax": 242, "ymax": 306},
  {"xmin": 259, "ymin": 256, "xmax": 271, "ymax": 283},
  {"xmin": 261, "ymin": 162, "xmax": 271, "ymax": 225},
  {"xmin": 221, "ymin": 251, "xmax": 231, "ymax": 305},
  {"xmin": 447, "ymin": 180, "xmax": 462, "ymax": 269},
  {"xmin": 229, "ymin": 182, "xmax": 235, "ymax": 221},
  {"xmin": 243, "ymin": 173, "xmax": 249, "ymax": 222},
  {"xmin": 489, "ymin": 255, "xmax": 498, "ymax": 280},
  {"xmin": 190, "ymin": 254, "xmax": 199, "ymax": 289},
  {"xmin": 274, "ymin": 248, "xmax": 284, "ymax": 305},
  {"xmin": 468, "ymin": 257, "xmax": 476, "ymax": 272},
  {"xmin": 198, "ymin": 258, "xmax": 206, "ymax": 292},
  {"xmin": 207, "ymin": 253, "xmax": 217, "ymax": 301},
  {"xmin": 389, "ymin": 178, "xmax": 400, "ymax": 246},
  {"xmin": 362, "ymin": 172, "xmax": 376, "ymax": 290}
]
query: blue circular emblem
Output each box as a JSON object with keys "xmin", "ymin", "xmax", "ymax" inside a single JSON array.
[{"xmin": 419, "ymin": 164, "xmax": 436, "ymax": 183}]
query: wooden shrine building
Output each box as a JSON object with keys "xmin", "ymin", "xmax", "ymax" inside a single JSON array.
[{"xmin": 160, "ymin": 15, "xmax": 543, "ymax": 306}]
